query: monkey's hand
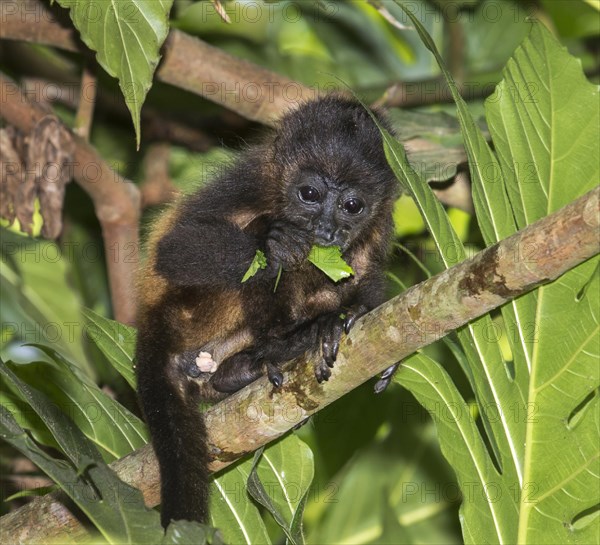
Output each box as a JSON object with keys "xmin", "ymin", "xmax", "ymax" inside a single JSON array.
[
  {"xmin": 266, "ymin": 221, "xmax": 312, "ymax": 274},
  {"xmin": 314, "ymin": 305, "xmax": 369, "ymax": 383}
]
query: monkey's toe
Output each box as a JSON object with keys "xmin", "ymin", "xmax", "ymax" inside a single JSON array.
[
  {"xmin": 374, "ymin": 362, "xmax": 400, "ymax": 394},
  {"xmin": 343, "ymin": 304, "xmax": 369, "ymax": 334},
  {"xmin": 315, "ymin": 360, "xmax": 331, "ymax": 383},
  {"xmin": 322, "ymin": 340, "xmax": 340, "ymax": 368},
  {"xmin": 319, "ymin": 314, "xmax": 344, "ymax": 368},
  {"xmin": 267, "ymin": 363, "xmax": 284, "ymax": 388}
]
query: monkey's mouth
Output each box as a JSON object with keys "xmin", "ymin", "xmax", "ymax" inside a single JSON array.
[{"xmin": 313, "ymin": 235, "xmax": 348, "ymax": 251}]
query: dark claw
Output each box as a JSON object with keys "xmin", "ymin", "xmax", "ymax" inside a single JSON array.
[
  {"xmin": 343, "ymin": 314, "xmax": 357, "ymax": 334},
  {"xmin": 343, "ymin": 304, "xmax": 369, "ymax": 334},
  {"xmin": 319, "ymin": 314, "xmax": 344, "ymax": 371},
  {"xmin": 331, "ymin": 340, "xmax": 339, "ymax": 361},
  {"xmin": 267, "ymin": 363, "xmax": 284, "ymax": 388},
  {"xmin": 322, "ymin": 341, "xmax": 335, "ymax": 368},
  {"xmin": 374, "ymin": 362, "xmax": 400, "ymax": 394}
]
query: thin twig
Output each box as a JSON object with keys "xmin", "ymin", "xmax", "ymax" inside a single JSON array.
[{"xmin": 73, "ymin": 65, "xmax": 96, "ymax": 141}]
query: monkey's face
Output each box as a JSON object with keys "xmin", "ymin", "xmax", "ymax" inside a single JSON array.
[{"xmin": 284, "ymin": 170, "xmax": 372, "ymax": 251}]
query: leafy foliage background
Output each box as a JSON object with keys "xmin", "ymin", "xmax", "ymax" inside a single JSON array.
[{"xmin": 0, "ymin": 1, "xmax": 598, "ymax": 544}]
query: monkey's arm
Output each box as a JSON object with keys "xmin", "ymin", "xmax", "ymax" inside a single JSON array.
[{"xmin": 154, "ymin": 219, "xmax": 261, "ymax": 288}]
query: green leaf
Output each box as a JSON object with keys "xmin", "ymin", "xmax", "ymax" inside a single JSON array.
[
  {"xmin": 485, "ymin": 23, "xmax": 600, "ymax": 225},
  {"xmin": 11, "ymin": 345, "xmax": 148, "ymax": 461},
  {"xmin": 210, "ymin": 459, "xmax": 272, "ymax": 545},
  {"xmin": 388, "ymin": 7, "xmax": 600, "ymax": 544},
  {"xmin": 394, "ymin": 353, "xmax": 513, "ymax": 545},
  {"xmin": 82, "ymin": 308, "xmax": 137, "ymax": 389},
  {"xmin": 0, "ymin": 366, "xmax": 164, "ymax": 545},
  {"xmin": 54, "ymin": 0, "xmax": 174, "ymax": 147},
  {"xmin": 242, "ymin": 249, "xmax": 267, "ymax": 283},
  {"xmin": 247, "ymin": 435, "xmax": 314, "ymax": 545},
  {"xmin": 367, "ymin": 73, "xmax": 510, "ymax": 482},
  {"xmin": 307, "ymin": 246, "xmax": 354, "ymax": 282},
  {"xmin": 0, "ymin": 233, "xmax": 91, "ymax": 374},
  {"xmin": 484, "ymin": 23, "xmax": 600, "ymax": 545},
  {"xmin": 0, "ymin": 359, "xmax": 102, "ymax": 465}
]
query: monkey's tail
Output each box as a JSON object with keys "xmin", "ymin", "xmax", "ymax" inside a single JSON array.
[{"xmin": 136, "ymin": 331, "xmax": 210, "ymax": 527}]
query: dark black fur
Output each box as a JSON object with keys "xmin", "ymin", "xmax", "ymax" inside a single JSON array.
[{"xmin": 135, "ymin": 96, "xmax": 398, "ymax": 527}]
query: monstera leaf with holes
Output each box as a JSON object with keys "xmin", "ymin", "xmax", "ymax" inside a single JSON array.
[{"xmin": 383, "ymin": 11, "xmax": 599, "ymax": 545}]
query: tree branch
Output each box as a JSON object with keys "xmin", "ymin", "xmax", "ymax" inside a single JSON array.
[
  {"xmin": 0, "ymin": 0, "xmax": 473, "ymax": 213},
  {"xmin": 0, "ymin": 73, "xmax": 140, "ymax": 325},
  {"xmin": 0, "ymin": 0, "xmax": 315, "ymax": 126},
  {"xmin": 2, "ymin": 186, "xmax": 597, "ymax": 543}
]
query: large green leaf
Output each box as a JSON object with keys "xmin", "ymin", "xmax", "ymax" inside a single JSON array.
[
  {"xmin": 373, "ymin": 83, "xmax": 519, "ymax": 535},
  {"xmin": 55, "ymin": 0, "xmax": 173, "ymax": 146},
  {"xmin": 485, "ymin": 24, "xmax": 600, "ymax": 225},
  {"xmin": 11, "ymin": 345, "xmax": 147, "ymax": 461},
  {"xmin": 82, "ymin": 307, "xmax": 137, "ymax": 389},
  {"xmin": 247, "ymin": 435, "xmax": 314, "ymax": 544},
  {"xmin": 210, "ymin": 459, "xmax": 272, "ymax": 545},
  {"xmin": 395, "ymin": 353, "xmax": 513, "ymax": 545},
  {"xmin": 0, "ymin": 362, "xmax": 164, "ymax": 544},
  {"xmin": 0, "ymin": 234, "xmax": 90, "ymax": 373},
  {"xmin": 484, "ymin": 23, "xmax": 600, "ymax": 545},
  {"xmin": 209, "ymin": 434, "xmax": 314, "ymax": 543},
  {"xmin": 391, "ymin": 5, "xmax": 600, "ymax": 544}
]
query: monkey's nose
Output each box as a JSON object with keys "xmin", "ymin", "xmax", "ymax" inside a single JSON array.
[{"xmin": 314, "ymin": 226, "xmax": 336, "ymax": 245}]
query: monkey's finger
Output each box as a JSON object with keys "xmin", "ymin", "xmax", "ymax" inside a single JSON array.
[
  {"xmin": 321, "ymin": 341, "xmax": 335, "ymax": 367},
  {"xmin": 374, "ymin": 362, "xmax": 401, "ymax": 394},
  {"xmin": 343, "ymin": 304, "xmax": 369, "ymax": 334},
  {"xmin": 321, "ymin": 319, "xmax": 344, "ymax": 367}
]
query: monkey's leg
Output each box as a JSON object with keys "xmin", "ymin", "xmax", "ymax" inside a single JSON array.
[
  {"xmin": 209, "ymin": 351, "xmax": 291, "ymax": 392},
  {"xmin": 210, "ymin": 351, "xmax": 263, "ymax": 393},
  {"xmin": 210, "ymin": 323, "xmax": 321, "ymax": 393}
]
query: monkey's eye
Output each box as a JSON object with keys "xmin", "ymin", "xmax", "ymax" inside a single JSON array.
[
  {"xmin": 298, "ymin": 185, "xmax": 321, "ymax": 204},
  {"xmin": 342, "ymin": 198, "xmax": 364, "ymax": 215}
]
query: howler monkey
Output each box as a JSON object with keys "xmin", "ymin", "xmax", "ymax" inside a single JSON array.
[{"xmin": 135, "ymin": 95, "xmax": 398, "ymax": 528}]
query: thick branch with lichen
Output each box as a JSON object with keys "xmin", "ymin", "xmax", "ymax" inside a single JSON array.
[{"xmin": 2, "ymin": 186, "xmax": 597, "ymax": 544}]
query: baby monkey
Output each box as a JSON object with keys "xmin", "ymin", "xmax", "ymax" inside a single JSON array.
[{"xmin": 135, "ymin": 95, "xmax": 398, "ymax": 527}]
